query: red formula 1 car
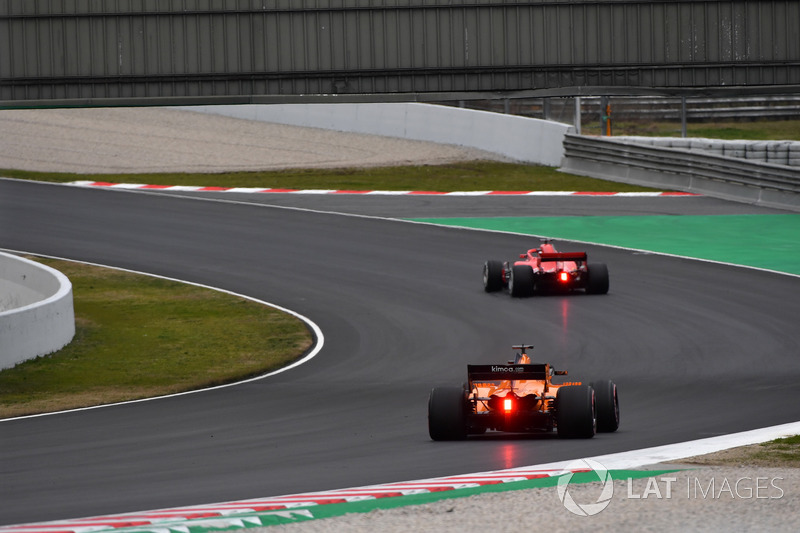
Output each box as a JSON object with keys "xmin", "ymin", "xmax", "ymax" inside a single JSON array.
[
  {"xmin": 483, "ymin": 240, "xmax": 609, "ymax": 296},
  {"xmin": 428, "ymin": 345, "xmax": 619, "ymax": 440}
]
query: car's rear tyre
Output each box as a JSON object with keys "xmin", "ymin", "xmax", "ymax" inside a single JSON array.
[
  {"xmin": 591, "ymin": 379, "xmax": 619, "ymax": 432},
  {"xmin": 586, "ymin": 263, "xmax": 610, "ymax": 294},
  {"xmin": 483, "ymin": 260, "xmax": 504, "ymax": 292},
  {"xmin": 556, "ymin": 385, "xmax": 596, "ymax": 439},
  {"xmin": 509, "ymin": 264, "xmax": 535, "ymax": 297},
  {"xmin": 428, "ymin": 386, "xmax": 469, "ymax": 441}
]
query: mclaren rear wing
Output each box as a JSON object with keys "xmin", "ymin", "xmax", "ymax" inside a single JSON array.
[
  {"xmin": 467, "ymin": 364, "xmax": 549, "ymax": 383},
  {"xmin": 538, "ymin": 252, "xmax": 587, "ymax": 262}
]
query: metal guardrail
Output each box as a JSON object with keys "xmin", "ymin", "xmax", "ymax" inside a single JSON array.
[
  {"xmin": 579, "ymin": 96, "xmax": 800, "ymax": 121},
  {"xmin": 458, "ymin": 95, "xmax": 800, "ymax": 123},
  {"xmin": 560, "ymin": 133, "xmax": 800, "ymax": 211}
]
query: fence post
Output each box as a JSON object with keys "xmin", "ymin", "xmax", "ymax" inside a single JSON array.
[
  {"xmin": 681, "ymin": 97, "xmax": 688, "ymax": 138},
  {"xmin": 600, "ymin": 96, "xmax": 611, "ymax": 136}
]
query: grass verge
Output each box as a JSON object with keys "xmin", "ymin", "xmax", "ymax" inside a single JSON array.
[
  {"xmin": 682, "ymin": 435, "xmax": 800, "ymax": 468},
  {"xmin": 0, "ymin": 161, "xmax": 663, "ymax": 192},
  {"xmin": 0, "ymin": 257, "xmax": 312, "ymax": 419}
]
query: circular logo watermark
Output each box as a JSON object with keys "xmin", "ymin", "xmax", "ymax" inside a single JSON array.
[{"xmin": 556, "ymin": 458, "xmax": 614, "ymax": 516}]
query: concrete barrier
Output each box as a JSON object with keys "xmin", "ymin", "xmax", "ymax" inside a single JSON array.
[
  {"xmin": 0, "ymin": 252, "xmax": 75, "ymax": 370},
  {"xmin": 178, "ymin": 103, "xmax": 573, "ymax": 167}
]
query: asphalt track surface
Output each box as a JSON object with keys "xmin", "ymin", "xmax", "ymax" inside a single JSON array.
[{"xmin": 2, "ymin": 179, "xmax": 800, "ymax": 526}]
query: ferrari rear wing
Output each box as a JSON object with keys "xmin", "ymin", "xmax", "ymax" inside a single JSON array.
[
  {"xmin": 468, "ymin": 364, "xmax": 549, "ymax": 382},
  {"xmin": 539, "ymin": 252, "xmax": 587, "ymax": 262}
]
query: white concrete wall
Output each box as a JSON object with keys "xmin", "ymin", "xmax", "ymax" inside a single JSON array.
[
  {"xmin": 179, "ymin": 103, "xmax": 573, "ymax": 167},
  {"xmin": 0, "ymin": 253, "xmax": 75, "ymax": 370}
]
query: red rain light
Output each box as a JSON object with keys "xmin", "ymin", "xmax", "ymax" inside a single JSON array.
[
  {"xmin": 559, "ymin": 271, "xmax": 570, "ymax": 282},
  {"xmin": 503, "ymin": 397, "xmax": 514, "ymax": 412}
]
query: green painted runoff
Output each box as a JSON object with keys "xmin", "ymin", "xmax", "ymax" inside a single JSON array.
[{"xmin": 410, "ymin": 215, "xmax": 800, "ymax": 276}]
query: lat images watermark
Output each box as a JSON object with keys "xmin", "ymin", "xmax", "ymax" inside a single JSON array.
[
  {"xmin": 556, "ymin": 458, "xmax": 615, "ymax": 517},
  {"xmin": 556, "ymin": 459, "xmax": 786, "ymax": 517},
  {"xmin": 626, "ymin": 475, "xmax": 785, "ymax": 500}
]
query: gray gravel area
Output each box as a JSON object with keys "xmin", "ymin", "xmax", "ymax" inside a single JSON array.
[
  {"xmin": 4, "ymin": 106, "xmax": 797, "ymax": 532},
  {"xmin": 0, "ymin": 107, "xmax": 504, "ymax": 174}
]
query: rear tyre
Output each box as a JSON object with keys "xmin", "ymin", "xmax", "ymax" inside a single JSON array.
[
  {"xmin": 509, "ymin": 265, "xmax": 535, "ymax": 297},
  {"xmin": 586, "ymin": 263, "xmax": 610, "ymax": 294},
  {"xmin": 591, "ymin": 379, "xmax": 619, "ymax": 432},
  {"xmin": 483, "ymin": 260, "xmax": 504, "ymax": 292},
  {"xmin": 428, "ymin": 387, "xmax": 469, "ymax": 441},
  {"xmin": 556, "ymin": 385, "xmax": 596, "ymax": 439}
]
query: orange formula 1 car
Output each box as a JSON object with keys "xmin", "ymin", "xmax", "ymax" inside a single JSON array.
[
  {"xmin": 428, "ymin": 345, "xmax": 619, "ymax": 440},
  {"xmin": 483, "ymin": 240, "xmax": 609, "ymax": 297}
]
